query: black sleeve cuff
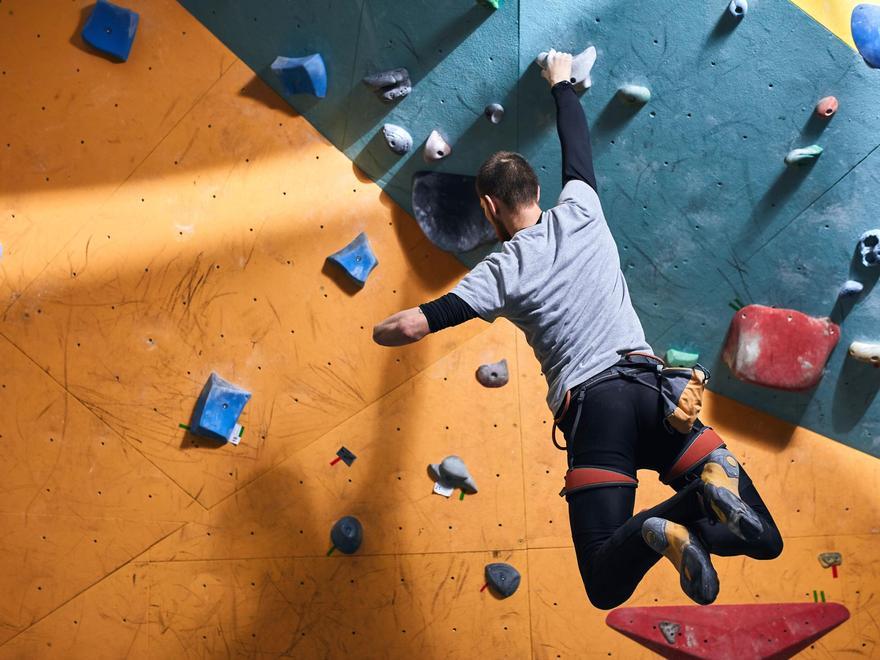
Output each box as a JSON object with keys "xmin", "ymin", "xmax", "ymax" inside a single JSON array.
[{"xmin": 418, "ymin": 292, "xmax": 478, "ymax": 333}]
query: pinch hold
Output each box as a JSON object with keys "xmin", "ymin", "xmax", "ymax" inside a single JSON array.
[
  {"xmin": 784, "ymin": 145, "xmax": 823, "ymax": 166},
  {"xmin": 815, "ymin": 96, "xmax": 839, "ymax": 118},
  {"xmin": 476, "ymin": 359, "xmax": 509, "ymax": 387},
  {"xmin": 362, "ymin": 67, "xmax": 412, "ymax": 102},
  {"xmin": 536, "ymin": 45, "xmax": 598, "ymax": 90},
  {"xmin": 382, "ymin": 123, "xmax": 413, "ymax": 155},
  {"xmin": 485, "ymin": 103, "xmax": 505, "ymax": 124},
  {"xmin": 424, "ymin": 130, "xmax": 452, "ymax": 162},
  {"xmin": 618, "ymin": 84, "xmax": 651, "ymax": 105},
  {"xmin": 848, "ymin": 341, "xmax": 880, "ymax": 367}
]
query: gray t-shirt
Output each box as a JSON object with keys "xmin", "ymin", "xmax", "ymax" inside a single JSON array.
[{"xmin": 452, "ymin": 180, "xmax": 652, "ymax": 415}]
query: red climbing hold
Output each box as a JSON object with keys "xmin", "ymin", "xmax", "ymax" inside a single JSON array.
[
  {"xmin": 722, "ymin": 305, "xmax": 839, "ymax": 390},
  {"xmin": 606, "ymin": 602, "xmax": 850, "ymax": 659}
]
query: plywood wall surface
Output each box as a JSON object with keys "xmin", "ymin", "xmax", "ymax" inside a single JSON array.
[{"xmin": 0, "ymin": 1, "xmax": 877, "ymax": 658}]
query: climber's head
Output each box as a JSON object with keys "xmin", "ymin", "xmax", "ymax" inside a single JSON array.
[{"xmin": 476, "ymin": 151, "xmax": 541, "ymax": 242}]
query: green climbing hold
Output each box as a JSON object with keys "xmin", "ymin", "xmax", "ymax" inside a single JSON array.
[
  {"xmin": 666, "ymin": 348, "xmax": 700, "ymax": 368},
  {"xmin": 476, "ymin": 0, "xmax": 503, "ymax": 8},
  {"xmin": 618, "ymin": 84, "xmax": 652, "ymax": 105}
]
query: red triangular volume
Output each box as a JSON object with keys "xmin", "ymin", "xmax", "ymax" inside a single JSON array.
[{"xmin": 606, "ymin": 603, "xmax": 850, "ymax": 659}]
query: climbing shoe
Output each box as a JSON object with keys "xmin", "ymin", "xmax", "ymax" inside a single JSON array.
[
  {"xmin": 698, "ymin": 448, "xmax": 764, "ymax": 542},
  {"xmin": 642, "ymin": 517, "xmax": 719, "ymax": 605}
]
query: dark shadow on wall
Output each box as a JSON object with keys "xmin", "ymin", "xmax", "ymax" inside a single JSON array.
[
  {"xmin": 701, "ymin": 9, "xmax": 742, "ymax": 50},
  {"xmin": 239, "ymin": 75, "xmax": 303, "ymax": 117},
  {"xmin": 831, "ymin": 355, "xmax": 880, "ymax": 434}
]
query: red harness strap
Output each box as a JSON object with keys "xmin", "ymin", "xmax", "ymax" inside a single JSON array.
[
  {"xmin": 560, "ymin": 467, "xmax": 638, "ymax": 497},
  {"xmin": 660, "ymin": 427, "xmax": 725, "ymax": 484}
]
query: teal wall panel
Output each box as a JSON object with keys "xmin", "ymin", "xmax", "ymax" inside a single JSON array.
[{"xmin": 177, "ymin": 0, "xmax": 880, "ymax": 457}]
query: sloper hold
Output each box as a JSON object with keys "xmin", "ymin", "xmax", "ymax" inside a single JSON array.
[
  {"xmin": 839, "ymin": 280, "xmax": 863, "ymax": 296},
  {"xmin": 476, "ymin": 359, "xmax": 509, "ymax": 387},
  {"xmin": 423, "ymin": 130, "xmax": 452, "ymax": 162},
  {"xmin": 722, "ymin": 305, "xmax": 839, "ymax": 390},
  {"xmin": 270, "ymin": 53, "xmax": 327, "ymax": 98},
  {"xmin": 858, "ymin": 229, "xmax": 880, "ymax": 267},
  {"xmin": 428, "ymin": 455, "xmax": 478, "ymax": 493},
  {"xmin": 852, "ymin": 4, "xmax": 880, "ymax": 68},
  {"xmin": 190, "ymin": 373, "xmax": 252, "ymax": 442},
  {"xmin": 536, "ymin": 46, "xmax": 598, "ymax": 90},
  {"xmin": 848, "ymin": 341, "xmax": 880, "ymax": 366},
  {"xmin": 484, "ymin": 563, "xmax": 520, "ymax": 598},
  {"xmin": 327, "ymin": 232, "xmax": 378, "ymax": 286},
  {"xmin": 81, "ymin": 0, "xmax": 139, "ymax": 61},
  {"xmin": 382, "ymin": 124, "xmax": 412, "ymax": 155},
  {"xmin": 665, "ymin": 349, "xmax": 700, "ymax": 368},
  {"xmin": 411, "ymin": 171, "xmax": 497, "ymax": 252},
  {"xmin": 362, "ymin": 68, "xmax": 411, "ymax": 102},
  {"xmin": 785, "ymin": 145, "xmax": 823, "ymax": 165},
  {"xmin": 607, "ymin": 603, "xmax": 850, "ymax": 659},
  {"xmin": 330, "ymin": 516, "xmax": 363, "ymax": 554},
  {"xmin": 618, "ymin": 84, "xmax": 652, "ymax": 105}
]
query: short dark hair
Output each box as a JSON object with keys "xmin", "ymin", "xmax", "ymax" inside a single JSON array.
[{"xmin": 476, "ymin": 151, "xmax": 539, "ymax": 210}]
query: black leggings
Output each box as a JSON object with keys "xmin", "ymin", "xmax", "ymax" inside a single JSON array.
[{"xmin": 556, "ymin": 374, "xmax": 784, "ymax": 610}]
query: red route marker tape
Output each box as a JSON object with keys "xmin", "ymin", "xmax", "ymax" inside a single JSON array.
[
  {"xmin": 330, "ymin": 456, "xmax": 342, "ymax": 466},
  {"xmin": 480, "ymin": 583, "xmax": 488, "ymax": 592},
  {"xmin": 832, "ymin": 565, "xmax": 838, "ymax": 579}
]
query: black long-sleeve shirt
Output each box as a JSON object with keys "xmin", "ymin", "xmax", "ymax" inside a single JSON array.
[{"xmin": 419, "ymin": 80, "xmax": 596, "ymax": 333}]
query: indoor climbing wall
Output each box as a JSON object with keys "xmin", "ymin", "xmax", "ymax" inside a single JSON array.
[
  {"xmin": 177, "ymin": 0, "xmax": 880, "ymax": 458},
  {"xmin": 0, "ymin": 0, "xmax": 878, "ymax": 659}
]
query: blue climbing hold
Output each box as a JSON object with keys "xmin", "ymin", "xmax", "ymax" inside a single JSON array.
[
  {"xmin": 190, "ymin": 372, "xmax": 251, "ymax": 443},
  {"xmin": 330, "ymin": 516, "xmax": 363, "ymax": 554},
  {"xmin": 327, "ymin": 232, "xmax": 378, "ymax": 286},
  {"xmin": 81, "ymin": 0, "xmax": 139, "ymax": 61},
  {"xmin": 852, "ymin": 4, "xmax": 880, "ymax": 68},
  {"xmin": 270, "ymin": 54, "xmax": 327, "ymax": 98}
]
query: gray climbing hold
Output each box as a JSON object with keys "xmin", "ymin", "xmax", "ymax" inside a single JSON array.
[
  {"xmin": 785, "ymin": 145, "xmax": 823, "ymax": 166},
  {"xmin": 330, "ymin": 516, "xmax": 363, "ymax": 554},
  {"xmin": 485, "ymin": 103, "xmax": 505, "ymax": 124},
  {"xmin": 839, "ymin": 280, "xmax": 864, "ymax": 297},
  {"xmin": 535, "ymin": 45, "xmax": 597, "ymax": 91},
  {"xmin": 424, "ymin": 130, "xmax": 452, "ymax": 162},
  {"xmin": 476, "ymin": 359, "xmax": 509, "ymax": 387},
  {"xmin": 618, "ymin": 84, "xmax": 651, "ymax": 105},
  {"xmin": 362, "ymin": 67, "xmax": 412, "ymax": 102},
  {"xmin": 428, "ymin": 455, "xmax": 478, "ymax": 494},
  {"xmin": 818, "ymin": 551, "xmax": 842, "ymax": 568},
  {"xmin": 485, "ymin": 563, "xmax": 521, "ymax": 598},
  {"xmin": 858, "ymin": 229, "xmax": 880, "ymax": 267},
  {"xmin": 728, "ymin": 0, "xmax": 748, "ymax": 17},
  {"xmin": 326, "ymin": 232, "xmax": 378, "ymax": 286},
  {"xmin": 382, "ymin": 123, "xmax": 412, "ymax": 155},
  {"xmin": 658, "ymin": 621, "xmax": 680, "ymax": 645},
  {"xmin": 849, "ymin": 340, "xmax": 880, "ymax": 366}
]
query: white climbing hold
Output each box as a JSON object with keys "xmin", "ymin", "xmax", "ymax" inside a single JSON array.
[
  {"xmin": 485, "ymin": 103, "xmax": 505, "ymax": 124},
  {"xmin": 728, "ymin": 0, "xmax": 748, "ymax": 18},
  {"xmin": 535, "ymin": 45, "xmax": 597, "ymax": 90},
  {"xmin": 849, "ymin": 341, "xmax": 880, "ymax": 367},
  {"xmin": 423, "ymin": 130, "xmax": 452, "ymax": 163},
  {"xmin": 785, "ymin": 145, "xmax": 823, "ymax": 165},
  {"xmin": 839, "ymin": 280, "xmax": 864, "ymax": 297},
  {"xmin": 618, "ymin": 84, "xmax": 651, "ymax": 105},
  {"xmin": 382, "ymin": 123, "xmax": 412, "ymax": 155}
]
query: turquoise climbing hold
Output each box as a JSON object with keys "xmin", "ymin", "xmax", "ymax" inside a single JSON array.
[
  {"xmin": 81, "ymin": 0, "xmax": 139, "ymax": 61},
  {"xmin": 665, "ymin": 349, "xmax": 700, "ymax": 368},
  {"xmin": 852, "ymin": 4, "xmax": 880, "ymax": 68},
  {"xmin": 270, "ymin": 53, "xmax": 327, "ymax": 98},
  {"xmin": 327, "ymin": 232, "xmax": 378, "ymax": 286},
  {"xmin": 476, "ymin": 0, "xmax": 503, "ymax": 8},
  {"xmin": 785, "ymin": 145, "xmax": 823, "ymax": 165},
  {"xmin": 190, "ymin": 373, "xmax": 251, "ymax": 443}
]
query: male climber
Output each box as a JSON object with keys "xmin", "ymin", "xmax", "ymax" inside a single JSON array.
[{"xmin": 372, "ymin": 50, "xmax": 782, "ymax": 608}]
